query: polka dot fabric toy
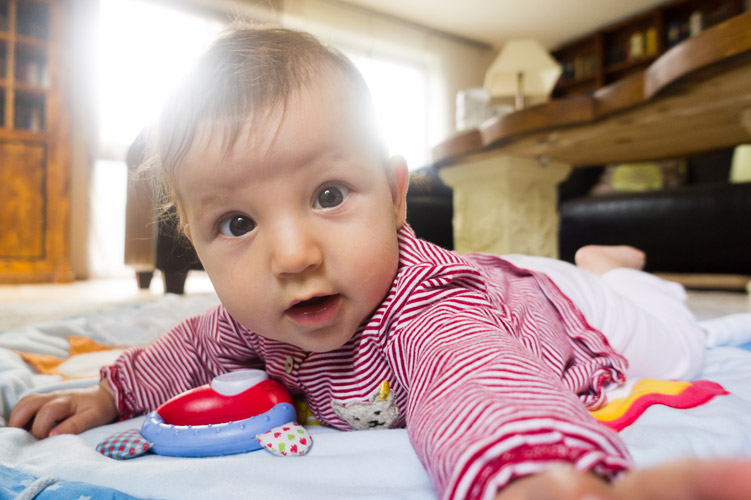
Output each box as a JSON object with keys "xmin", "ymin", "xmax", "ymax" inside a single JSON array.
[
  {"xmin": 96, "ymin": 429, "xmax": 154, "ymax": 460},
  {"xmin": 256, "ymin": 422, "xmax": 312, "ymax": 456}
]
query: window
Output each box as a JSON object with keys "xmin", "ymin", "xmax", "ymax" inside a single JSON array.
[
  {"xmin": 349, "ymin": 54, "xmax": 430, "ymax": 169},
  {"xmin": 98, "ymin": 0, "xmax": 224, "ymax": 157},
  {"xmin": 91, "ymin": 0, "xmax": 223, "ymax": 277}
]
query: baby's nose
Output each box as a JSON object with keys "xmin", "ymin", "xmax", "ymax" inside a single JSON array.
[{"xmin": 270, "ymin": 222, "xmax": 323, "ymax": 276}]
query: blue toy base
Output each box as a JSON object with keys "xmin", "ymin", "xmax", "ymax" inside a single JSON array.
[{"xmin": 141, "ymin": 402, "xmax": 297, "ymax": 457}]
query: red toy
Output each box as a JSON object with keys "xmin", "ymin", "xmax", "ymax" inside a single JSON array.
[
  {"xmin": 139, "ymin": 369, "xmax": 305, "ymax": 457},
  {"xmin": 156, "ymin": 370, "xmax": 294, "ymax": 426}
]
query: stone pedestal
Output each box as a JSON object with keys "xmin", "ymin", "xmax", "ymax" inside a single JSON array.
[{"xmin": 439, "ymin": 156, "xmax": 571, "ymax": 258}]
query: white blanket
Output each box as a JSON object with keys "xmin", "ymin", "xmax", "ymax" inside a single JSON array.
[
  {"xmin": 0, "ymin": 294, "xmax": 220, "ymax": 417},
  {"xmin": 2, "ymin": 424, "xmax": 433, "ymax": 500},
  {"xmin": 0, "ymin": 295, "xmax": 750, "ymax": 500}
]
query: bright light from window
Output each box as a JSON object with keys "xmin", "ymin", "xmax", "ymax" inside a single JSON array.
[
  {"xmin": 350, "ymin": 55, "xmax": 429, "ymax": 170},
  {"xmin": 97, "ymin": 0, "xmax": 223, "ymax": 150},
  {"xmin": 92, "ymin": 0, "xmax": 223, "ymax": 277}
]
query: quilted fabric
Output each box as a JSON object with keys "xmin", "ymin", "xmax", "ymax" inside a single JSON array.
[{"xmin": 96, "ymin": 428, "xmax": 154, "ymax": 460}]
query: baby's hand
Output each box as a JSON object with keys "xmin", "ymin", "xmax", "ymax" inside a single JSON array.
[
  {"xmin": 494, "ymin": 458, "xmax": 751, "ymax": 500},
  {"xmin": 8, "ymin": 380, "xmax": 120, "ymax": 439}
]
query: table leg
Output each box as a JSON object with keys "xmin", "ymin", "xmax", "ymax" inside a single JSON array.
[{"xmin": 439, "ymin": 156, "xmax": 571, "ymax": 258}]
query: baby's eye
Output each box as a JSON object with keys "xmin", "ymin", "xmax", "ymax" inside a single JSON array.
[
  {"xmin": 218, "ymin": 215, "xmax": 256, "ymax": 237},
  {"xmin": 314, "ymin": 184, "xmax": 351, "ymax": 210}
]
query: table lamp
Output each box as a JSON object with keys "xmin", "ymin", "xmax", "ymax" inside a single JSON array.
[
  {"xmin": 483, "ymin": 39, "xmax": 562, "ymax": 110},
  {"xmin": 730, "ymin": 144, "xmax": 751, "ymax": 183}
]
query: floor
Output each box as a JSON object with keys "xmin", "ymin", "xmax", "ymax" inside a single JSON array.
[
  {"xmin": 0, "ymin": 271, "xmax": 216, "ymax": 331},
  {"xmin": 0, "ymin": 272, "xmax": 749, "ymax": 332}
]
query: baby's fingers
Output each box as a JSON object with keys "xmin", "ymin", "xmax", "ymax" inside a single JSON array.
[
  {"xmin": 9, "ymin": 385, "xmax": 118, "ymax": 440},
  {"xmin": 8, "ymin": 394, "xmax": 52, "ymax": 431},
  {"xmin": 617, "ymin": 459, "xmax": 751, "ymax": 500},
  {"xmin": 29, "ymin": 395, "xmax": 79, "ymax": 439},
  {"xmin": 48, "ymin": 406, "xmax": 110, "ymax": 437}
]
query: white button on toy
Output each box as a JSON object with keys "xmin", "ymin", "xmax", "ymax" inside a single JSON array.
[{"xmin": 211, "ymin": 369, "xmax": 268, "ymax": 396}]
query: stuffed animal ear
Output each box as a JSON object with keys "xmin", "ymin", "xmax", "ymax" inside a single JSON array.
[
  {"xmin": 256, "ymin": 422, "xmax": 312, "ymax": 457},
  {"xmin": 331, "ymin": 400, "xmax": 346, "ymax": 418},
  {"xmin": 370, "ymin": 380, "xmax": 394, "ymax": 403}
]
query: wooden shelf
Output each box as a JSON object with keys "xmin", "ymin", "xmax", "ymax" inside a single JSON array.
[
  {"xmin": 15, "ymin": 34, "xmax": 48, "ymax": 47},
  {"xmin": 432, "ymin": 13, "xmax": 751, "ymax": 168},
  {"xmin": 556, "ymin": 74, "xmax": 597, "ymax": 90},
  {"xmin": 0, "ymin": 126, "xmax": 46, "ymax": 141},
  {"xmin": 604, "ymin": 55, "xmax": 658, "ymax": 75},
  {"xmin": 14, "ymin": 81, "xmax": 47, "ymax": 93},
  {"xmin": 0, "ymin": 0, "xmax": 72, "ymax": 283},
  {"xmin": 552, "ymin": 0, "xmax": 743, "ymax": 97}
]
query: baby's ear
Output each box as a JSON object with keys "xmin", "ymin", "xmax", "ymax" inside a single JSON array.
[{"xmin": 387, "ymin": 155, "xmax": 409, "ymax": 229}]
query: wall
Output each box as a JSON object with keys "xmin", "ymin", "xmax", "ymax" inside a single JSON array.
[{"xmin": 278, "ymin": 0, "xmax": 494, "ymax": 147}]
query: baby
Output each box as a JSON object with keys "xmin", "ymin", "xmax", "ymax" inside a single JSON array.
[{"xmin": 9, "ymin": 25, "xmax": 750, "ymax": 500}]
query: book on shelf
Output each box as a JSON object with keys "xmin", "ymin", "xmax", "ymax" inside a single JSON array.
[
  {"xmin": 14, "ymin": 99, "xmax": 44, "ymax": 131},
  {"xmin": 16, "ymin": 60, "xmax": 49, "ymax": 87},
  {"xmin": 0, "ymin": 6, "xmax": 8, "ymax": 33}
]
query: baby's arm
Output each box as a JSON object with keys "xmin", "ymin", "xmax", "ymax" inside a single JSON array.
[
  {"xmin": 390, "ymin": 299, "xmax": 630, "ymax": 499},
  {"xmin": 495, "ymin": 459, "xmax": 751, "ymax": 500},
  {"xmin": 103, "ymin": 306, "xmax": 262, "ymax": 417},
  {"xmin": 8, "ymin": 379, "xmax": 119, "ymax": 439},
  {"xmin": 11, "ymin": 305, "xmax": 259, "ymax": 438}
]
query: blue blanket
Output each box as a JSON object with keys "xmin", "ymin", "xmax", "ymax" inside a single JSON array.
[{"xmin": 0, "ymin": 464, "xmax": 148, "ymax": 500}]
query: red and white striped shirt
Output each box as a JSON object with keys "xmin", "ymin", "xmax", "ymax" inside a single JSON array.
[{"xmin": 102, "ymin": 225, "xmax": 632, "ymax": 500}]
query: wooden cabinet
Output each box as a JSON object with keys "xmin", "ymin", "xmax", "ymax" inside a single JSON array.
[
  {"xmin": 553, "ymin": 0, "xmax": 744, "ymax": 97},
  {"xmin": 0, "ymin": 0, "xmax": 72, "ymax": 283}
]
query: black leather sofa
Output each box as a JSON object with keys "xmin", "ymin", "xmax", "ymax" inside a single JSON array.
[
  {"xmin": 406, "ymin": 167, "xmax": 454, "ymax": 251},
  {"xmin": 557, "ymin": 148, "xmax": 751, "ymax": 275}
]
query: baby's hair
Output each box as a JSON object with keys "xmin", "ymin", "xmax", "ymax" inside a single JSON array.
[{"xmin": 140, "ymin": 24, "xmax": 383, "ymax": 224}]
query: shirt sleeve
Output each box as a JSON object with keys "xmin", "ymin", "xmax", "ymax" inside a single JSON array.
[
  {"xmin": 387, "ymin": 297, "xmax": 632, "ymax": 500},
  {"xmin": 101, "ymin": 305, "xmax": 263, "ymax": 417}
]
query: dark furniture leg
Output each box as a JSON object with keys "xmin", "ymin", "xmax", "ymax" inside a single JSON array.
[
  {"xmin": 136, "ymin": 271, "xmax": 154, "ymax": 290},
  {"xmin": 163, "ymin": 270, "xmax": 189, "ymax": 295}
]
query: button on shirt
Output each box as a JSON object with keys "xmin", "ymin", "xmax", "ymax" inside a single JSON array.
[{"xmin": 284, "ymin": 355, "xmax": 294, "ymax": 374}]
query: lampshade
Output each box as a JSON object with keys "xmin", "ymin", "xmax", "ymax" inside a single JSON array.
[
  {"xmin": 730, "ymin": 144, "xmax": 751, "ymax": 183},
  {"xmin": 484, "ymin": 39, "xmax": 562, "ymax": 109}
]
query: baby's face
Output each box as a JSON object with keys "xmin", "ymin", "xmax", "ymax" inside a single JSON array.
[{"xmin": 176, "ymin": 77, "xmax": 408, "ymax": 352}]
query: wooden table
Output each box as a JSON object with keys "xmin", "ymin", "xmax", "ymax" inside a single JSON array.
[{"xmin": 433, "ymin": 13, "xmax": 751, "ymax": 258}]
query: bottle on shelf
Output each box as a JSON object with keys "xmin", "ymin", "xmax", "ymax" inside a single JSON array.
[{"xmin": 689, "ymin": 11, "xmax": 704, "ymax": 36}]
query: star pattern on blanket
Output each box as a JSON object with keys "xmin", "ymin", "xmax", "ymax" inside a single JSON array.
[{"xmin": 15, "ymin": 336, "xmax": 121, "ymax": 379}]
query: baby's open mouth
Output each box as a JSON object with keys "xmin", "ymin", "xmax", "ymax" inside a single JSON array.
[
  {"xmin": 286, "ymin": 294, "xmax": 342, "ymax": 327},
  {"xmin": 291, "ymin": 295, "xmax": 333, "ymax": 309}
]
